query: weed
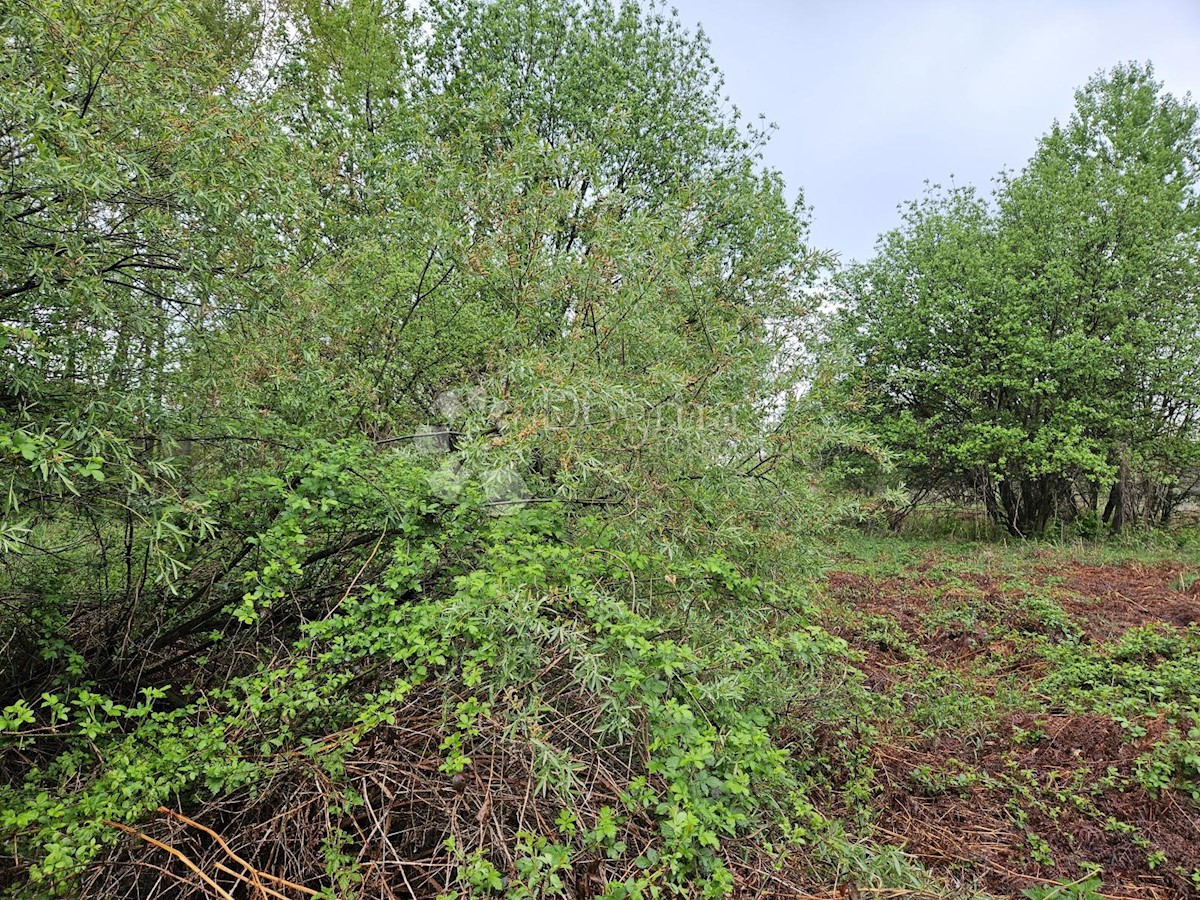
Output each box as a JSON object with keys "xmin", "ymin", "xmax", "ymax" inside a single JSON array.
[
  {"xmin": 1022, "ymin": 874, "xmax": 1104, "ymax": 899},
  {"xmin": 860, "ymin": 614, "xmax": 920, "ymax": 658}
]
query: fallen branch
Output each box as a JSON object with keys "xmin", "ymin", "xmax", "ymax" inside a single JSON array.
[
  {"xmin": 159, "ymin": 806, "xmax": 320, "ymax": 898},
  {"xmin": 102, "ymin": 819, "xmax": 235, "ymax": 900}
]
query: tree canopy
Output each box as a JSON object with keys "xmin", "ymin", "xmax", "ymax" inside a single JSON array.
[
  {"xmin": 834, "ymin": 63, "xmax": 1200, "ymax": 535},
  {"xmin": 0, "ymin": 2, "xmax": 855, "ymax": 897}
]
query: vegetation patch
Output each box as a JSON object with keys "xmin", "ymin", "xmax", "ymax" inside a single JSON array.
[
  {"xmin": 3, "ymin": 0, "xmax": 1199, "ymax": 896},
  {"xmin": 1048, "ymin": 564, "xmax": 1200, "ymax": 638},
  {"xmin": 821, "ymin": 535, "xmax": 1200, "ymax": 898}
]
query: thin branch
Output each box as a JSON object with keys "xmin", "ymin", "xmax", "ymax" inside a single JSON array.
[{"xmin": 102, "ymin": 819, "xmax": 235, "ymax": 900}]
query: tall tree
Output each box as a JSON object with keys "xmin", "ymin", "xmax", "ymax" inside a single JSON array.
[
  {"xmin": 998, "ymin": 62, "xmax": 1200, "ymax": 528},
  {"xmin": 1, "ymin": 0, "xmax": 295, "ymax": 559},
  {"xmin": 835, "ymin": 63, "xmax": 1200, "ymax": 535},
  {"xmin": 236, "ymin": 0, "xmax": 828, "ymax": 564}
]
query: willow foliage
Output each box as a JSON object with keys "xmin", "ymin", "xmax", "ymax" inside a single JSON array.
[{"xmin": 0, "ymin": 2, "xmax": 861, "ymax": 898}]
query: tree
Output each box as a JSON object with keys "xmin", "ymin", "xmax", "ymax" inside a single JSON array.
[
  {"xmin": 999, "ymin": 62, "xmax": 1200, "ymax": 529},
  {"xmin": 835, "ymin": 63, "xmax": 1200, "ymax": 535},
  {"xmin": 1, "ymin": 4, "xmax": 853, "ymax": 897},
  {"xmin": 229, "ymin": 0, "xmax": 830, "ymax": 566},
  {"xmin": 0, "ymin": 0, "xmax": 297, "ymax": 571}
]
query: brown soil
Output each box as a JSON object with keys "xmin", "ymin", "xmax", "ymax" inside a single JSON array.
[
  {"xmin": 1048, "ymin": 563, "xmax": 1200, "ymax": 639},
  {"xmin": 873, "ymin": 713, "xmax": 1199, "ymax": 899},
  {"xmin": 827, "ymin": 557, "xmax": 1200, "ymax": 662},
  {"xmin": 823, "ymin": 554, "xmax": 1200, "ymax": 899},
  {"xmin": 824, "ymin": 567, "xmax": 1045, "ymax": 686}
]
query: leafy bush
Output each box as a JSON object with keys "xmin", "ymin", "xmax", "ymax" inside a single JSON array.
[{"xmin": 0, "ymin": 447, "xmax": 866, "ymax": 897}]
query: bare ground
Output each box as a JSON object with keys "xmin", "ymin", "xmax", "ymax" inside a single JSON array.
[{"xmin": 823, "ymin": 551, "xmax": 1200, "ymax": 898}]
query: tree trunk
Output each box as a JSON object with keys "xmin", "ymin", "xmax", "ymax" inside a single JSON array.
[{"xmin": 1104, "ymin": 451, "xmax": 1133, "ymax": 532}]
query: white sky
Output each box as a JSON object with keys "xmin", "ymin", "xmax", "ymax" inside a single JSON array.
[{"xmin": 667, "ymin": 0, "xmax": 1200, "ymax": 263}]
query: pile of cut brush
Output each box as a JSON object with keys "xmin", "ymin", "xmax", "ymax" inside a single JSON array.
[{"xmin": 1, "ymin": 447, "xmax": 870, "ymax": 899}]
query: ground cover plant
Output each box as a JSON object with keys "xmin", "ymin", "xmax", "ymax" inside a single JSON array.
[{"xmin": 818, "ymin": 527, "xmax": 1200, "ymax": 898}]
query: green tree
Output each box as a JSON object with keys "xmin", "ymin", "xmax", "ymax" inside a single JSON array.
[
  {"xmin": 835, "ymin": 63, "xmax": 1200, "ymax": 535},
  {"xmin": 999, "ymin": 62, "xmax": 1200, "ymax": 528},
  {"xmin": 235, "ymin": 0, "xmax": 831, "ymax": 567},
  {"xmin": 0, "ymin": 0, "xmax": 302, "ymax": 688},
  {"xmin": 1, "ymin": 0, "xmax": 298, "ymax": 544}
]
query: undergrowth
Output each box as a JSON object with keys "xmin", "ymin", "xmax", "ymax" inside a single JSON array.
[
  {"xmin": 820, "ymin": 528, "xmax": 1200, "ymax": 897},
  {"xmin": 0, "ymin": 443, "xmax": 898, "ymax": 898}
]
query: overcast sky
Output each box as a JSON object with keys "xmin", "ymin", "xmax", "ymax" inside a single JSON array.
[{"xmin": 666, "ymin": 0, "xmax": 1200, "ymax": 264}]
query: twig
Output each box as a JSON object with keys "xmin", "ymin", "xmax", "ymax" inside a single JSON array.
[
  {"xmin": 159, "ymin": 806, "xmax": 320, "ymax": 897},
  {"xmin": 103, "ymin": 819, "xmax": 235, "ymax": 900}
]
